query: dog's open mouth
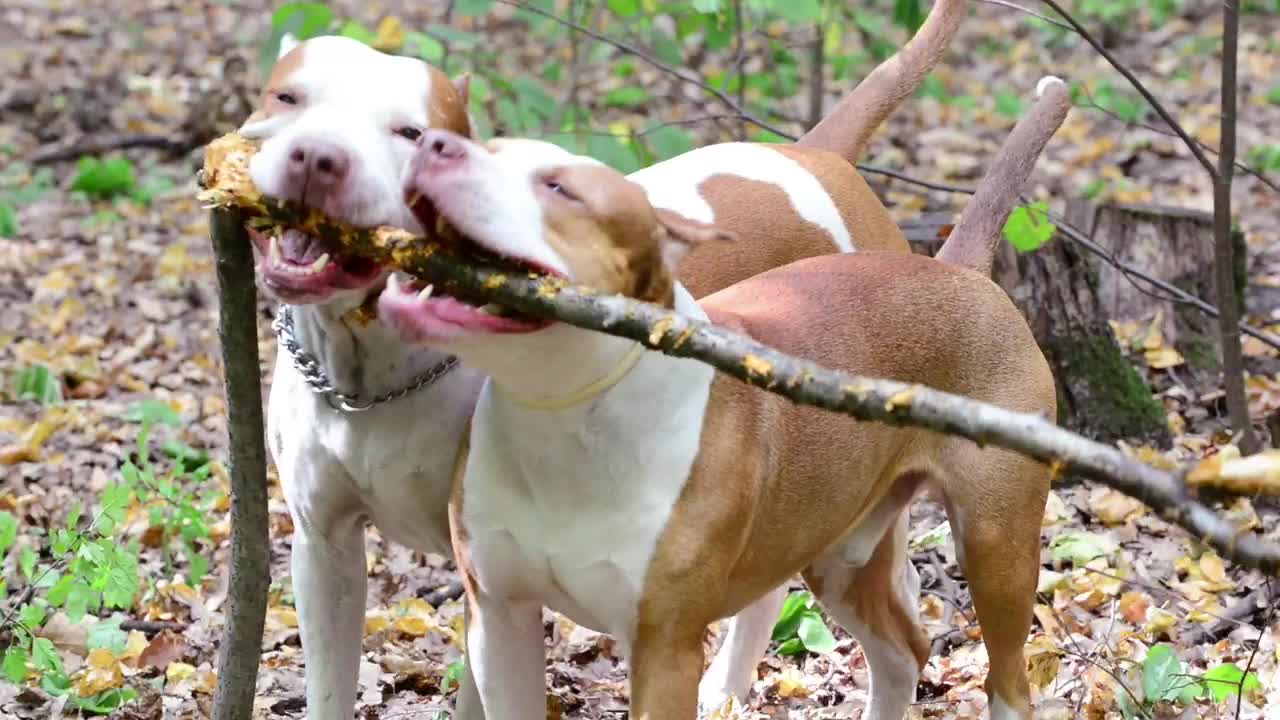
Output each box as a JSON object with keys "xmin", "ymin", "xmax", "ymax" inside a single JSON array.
[
  {"xmin": 377, "ymin": 194, "xmax": 559, "ymax": 338},
  {"xmin": 249, "ymin": 227, "xmax": 385, "ymax": 300}
]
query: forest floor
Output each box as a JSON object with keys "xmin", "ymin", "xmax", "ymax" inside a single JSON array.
[{"xmin": 1, "ymin": 0, "xmax": 1279, "ymax": 718}]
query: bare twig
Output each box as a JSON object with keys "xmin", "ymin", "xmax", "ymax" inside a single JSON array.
[
  {"xmin": 496, "ymin": 0, "xmax": 793, "ymax": 138},
  {"xmin": 120, "ymin": 619, "xmax": 190, "ymax": 634},
  {"xmin": 1073, "ymin": 87, "xmax": 1280, "ymax": 194},
  {"xmin": 209, "ymin": 209, "xmax": 271, "ymax": 720},
  {"xmin": 977, "ymin": 0, "xmax": 1072, "ymax": 30},
  {"xmin": 806, "ymin": 23, "xmax": 825, "ymax": 129},
  {"xmin": 1235, "ymin": 579, "xmax": 1271, "ymax": 718},
  {"xmin": 1212, "ymin": 0, "xmax": 1257, "ymax": 453},
  {"xmin": 29, "ymin": 133, "xmax": 193, "ymax": 164},
  {"xmin": 1036, "ymin": 0, "xmax": 1217, "ymax": 178}
]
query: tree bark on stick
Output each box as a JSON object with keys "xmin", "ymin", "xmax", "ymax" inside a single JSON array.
[
  {"xmin": 209, "ymin": 209, "xmax": 271, "ymax": 720},
  {"xmin": 1214, "ymin": 0, "xmax": 1257, "ymax": 453}
]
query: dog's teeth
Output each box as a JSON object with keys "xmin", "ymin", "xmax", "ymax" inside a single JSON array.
[
  {"xmin": 268, "ymin": 235, "xmax": 283, "ymax": 265},
  {"xmin": 309, "ymin": 253, "xmax": 330, "ymax": 272},
  {"xmin": 408, "ymin": 191, "xmax": 422, "ymax": 208},
  {"xmin": 388, "ymin": 273, "xmax": 403, "ymax": 295},
  {"xmin": 417, "ymin": 284, "xmax": 434, "ymax": 301},
  {"xmin": 479, "ymin": 303, "xmax": 501, "ymax": 315}
]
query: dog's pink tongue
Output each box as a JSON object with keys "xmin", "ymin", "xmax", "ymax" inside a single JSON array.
[{"xmin": 279, "ymin": 229, "xmax": 327, "ymax": 264}]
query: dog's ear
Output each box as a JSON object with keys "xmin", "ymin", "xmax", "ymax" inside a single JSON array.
[
  {"xmin": 451, "ymin": 74, "xmax": 482, "ymax": 139},
  {"xmin": 452, "ymin": 73, "xmax": 471, "ymax": 106},
  {"xmin": 654, "ymin": 209, "xmax": 736, "ymax": 270},
  {"xmin": 277, "ymin": 32, "xmax": 300, "ymax": 61}
]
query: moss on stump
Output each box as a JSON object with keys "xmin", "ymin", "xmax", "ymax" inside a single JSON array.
[{"xmin": 1048, "ymin": 333, "xmax": 1170, "ymax": 446}]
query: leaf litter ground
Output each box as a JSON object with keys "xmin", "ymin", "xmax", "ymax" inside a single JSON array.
[{"xmin": 1, "ymin": 1, "xmax": 1279, "ymax": 718}]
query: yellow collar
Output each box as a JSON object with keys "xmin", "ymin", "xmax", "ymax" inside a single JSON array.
[{"xmin": 504, "ymin": 342, "xmax": 647, "ymax": 411}]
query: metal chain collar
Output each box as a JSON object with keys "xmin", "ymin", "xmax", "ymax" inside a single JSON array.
[{"xmin": 271, "ymin": 305, "xmax": 459, "ymax": 412}]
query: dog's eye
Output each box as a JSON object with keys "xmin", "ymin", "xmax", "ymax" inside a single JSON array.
[
  {"xmin": 544, "ymin": 179, "xmax": 577, "ymax": 201},
  {"xmin": 396, "ymin": 127, "xmax": 423, "ymax": 142},
  {"xmin": 275, "ymin": 92, "xmax": 298, "ymax": 105}
]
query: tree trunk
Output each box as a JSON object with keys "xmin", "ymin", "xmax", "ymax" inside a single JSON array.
[{"xmin": 902, "ymin": 211, "xmax": 1170, "ymax": 445}]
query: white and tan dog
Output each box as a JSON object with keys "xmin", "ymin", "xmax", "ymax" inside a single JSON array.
[
  {"xmin": 378, "ymin": 83, "xmax": 1060, "ymax": 717},
  {"xmin": 241, "ymin": 3, "xmax": 967, "ymax": 716}
]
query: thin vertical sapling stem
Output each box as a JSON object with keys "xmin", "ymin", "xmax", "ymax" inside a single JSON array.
[
  {"xmin": 1212, "ymin": 0, "xmax": 1257, "ymax": 452},
  {"xmin": 209, "ymin": 209, "xmax": 272, "ymax": 720}
]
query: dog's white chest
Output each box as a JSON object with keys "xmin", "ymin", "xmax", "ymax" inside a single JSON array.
[
  {"xmin": 461, "ymin": 354, "xmax": 714, "ymax": 648},
  {"xmin": 269, "ymin": 359, "xmax": 486, "ymax": 555}
]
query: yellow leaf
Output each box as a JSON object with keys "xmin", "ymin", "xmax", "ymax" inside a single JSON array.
[
  {"xmin": 1119, "ymin": 591, "xmax": 1150, "ymax": 624},
  {"xmin": 371, "ymin": 16, "xmax": 405, "ymax": 52},
  {"xmin": 1145, "ymin": 607, "xmax": 1177, "ymax": 637},
  {"xmin": 1089, "ymin": 487, "xmax": 1145, "ymax": 525},
  {"xmin": 166, "ymin": 661, "xmax": 197, "ymax": 683},
  {"xmin": 1025, "ymin": 634, "xmax": 1061, "ymax": 689},
  {"xmin": 365, "ymin": 610, "xmax": 390, "ymax": 635},
  {"xmin": 156, "ymin": 243, "xmax": 191, "ymax": 279},
  {"xmin": 392, "ymin": 597, "xmax": 436, "ymax": 637},
  {"xmin": 195, "ymin": 668, "xmax": 218, "ymax": 694},
  {"xmin": 121, "ymin": 630, "xmax": 149, "ymax": 663},
  {"xmin": 773, "ymin": 666, "xmax": 809, "ymax": 698},
  {"xmin": 1144, "ymin": 345, "xmax": 1185, "ymax": 369},
  {"xmin": 74, "ymin": 648, "xmax": 124, "ymax": 696},
  {"xmin": 1139, "ymin": 311, "xmax": 1166, "ymax": 351},
  {"xmin": 266, "ymin": 605, "xmax": 298, "ymax": 630}
]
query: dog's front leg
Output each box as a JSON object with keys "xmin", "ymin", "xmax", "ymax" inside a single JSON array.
[
  {"xmin": 697, "ymin": 586, "xmax": 784, "ymax": 710},
  {"xmin": 292, "ymin": 513, "xmax": 367, "ymax": 719},
  {"xmin": 460, "ymin": 592, "xmax": 545, "ymax": 720}
]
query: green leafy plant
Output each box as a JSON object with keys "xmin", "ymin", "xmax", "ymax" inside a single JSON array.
[
  {"xmin": 1116, "ymin": 644, "xmax": 1262, "ymax": 718},
  {"xmin": 70, "ymin": 156, "xmax": 138, "ymax": 200},
  {"xmin": 8, "ymin": 365, "xmax": 63, "ymax": 405},
  {"xmin": 771, "ymin": 590, "xmax": 837, "ymax": 656},
  {"xmin": 1048, "ymin": 530, "xmax": 1118, "ymax": 566},
  {"xmin": 0, "ymin": 397, "xmax": 221, "ymax": 712},
  {"xmin": 1003, "ymin": 201, "xmax": 1057, "ymax": 253},
  {"xmin": 1246, "ymin": 144, "xmax": 1280, "ymax": 173}
]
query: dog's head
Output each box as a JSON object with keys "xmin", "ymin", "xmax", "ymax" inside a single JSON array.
[
  {"xmin": 379, "ymin": 129, "xmax": 733, "ymax": 347},
  {"xmin": 240, "ymin": 35, "xmax": 472, "ymax": 306}
]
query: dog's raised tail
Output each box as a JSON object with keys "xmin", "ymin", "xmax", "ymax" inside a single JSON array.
[
  {"xmin": 936, "ymin": 76, "xmax": 1073, "ymax": 276},
  {"xmin": 795, "ymin": 0, "xmax": 969, "ymax": 164}
]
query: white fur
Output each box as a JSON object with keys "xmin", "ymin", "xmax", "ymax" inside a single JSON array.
[
  {"xmin": 452, "ymin": 289, "xmax": 717, "ymax": 715},
  {"xmin": 627, "ymin": 142, "xmax": 855, "ymax": 252},
  {"xmin": 1035, "ymin": 75, "xmax": 1065, "ymax": 98},
  {"xmin": 248, "ymin": 36, "xmax": 485, "ymax": 720},
  {"xmin": 698, "ymin": 589, "xmax": 785, "ymax": 710},
  {"xmin": 989, "ymin": 694, "xmax": 1025, "ymax": 720},
  {"xmin": 242, "ymin": 35, "xmax": 435, "ymax": 234}
]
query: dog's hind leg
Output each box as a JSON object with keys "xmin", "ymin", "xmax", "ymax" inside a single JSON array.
[
  {"xmin": 803, "ymin": 489, "xmax": 928, "ymax": 720},
  {"xmin": 697, "ymin": 586, "xmax": 784, "ymax": 711},
  {"xmin": 940, "ymin": 443, "xmax": 1048, "ymax": 719}
]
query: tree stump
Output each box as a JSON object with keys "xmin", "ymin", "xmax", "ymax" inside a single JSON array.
[
  {"xmin": 1066, "ymin": 200, "xmax": 1247, "ymax": 375},
  {"xmin": 901, "ymin": 211, "xmax": 1170, "ymax": 445}
]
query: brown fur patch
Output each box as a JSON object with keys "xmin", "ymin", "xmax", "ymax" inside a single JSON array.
[
  {"xmin": 677, "ymin": 145, "xmax": 909, "ymax": 299},
  {"xmin": 427, "ymin": 65, "xmax": 471, "ymax": 136}
]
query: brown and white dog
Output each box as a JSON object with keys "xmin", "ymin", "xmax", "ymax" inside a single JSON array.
[
  {"xmin": 241, "ymin": 3, "xmax": 966, "ymax": 716},
  {"xmin": 377, "ymin": 78, "xmax": 1061, "ymax": 717}
]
